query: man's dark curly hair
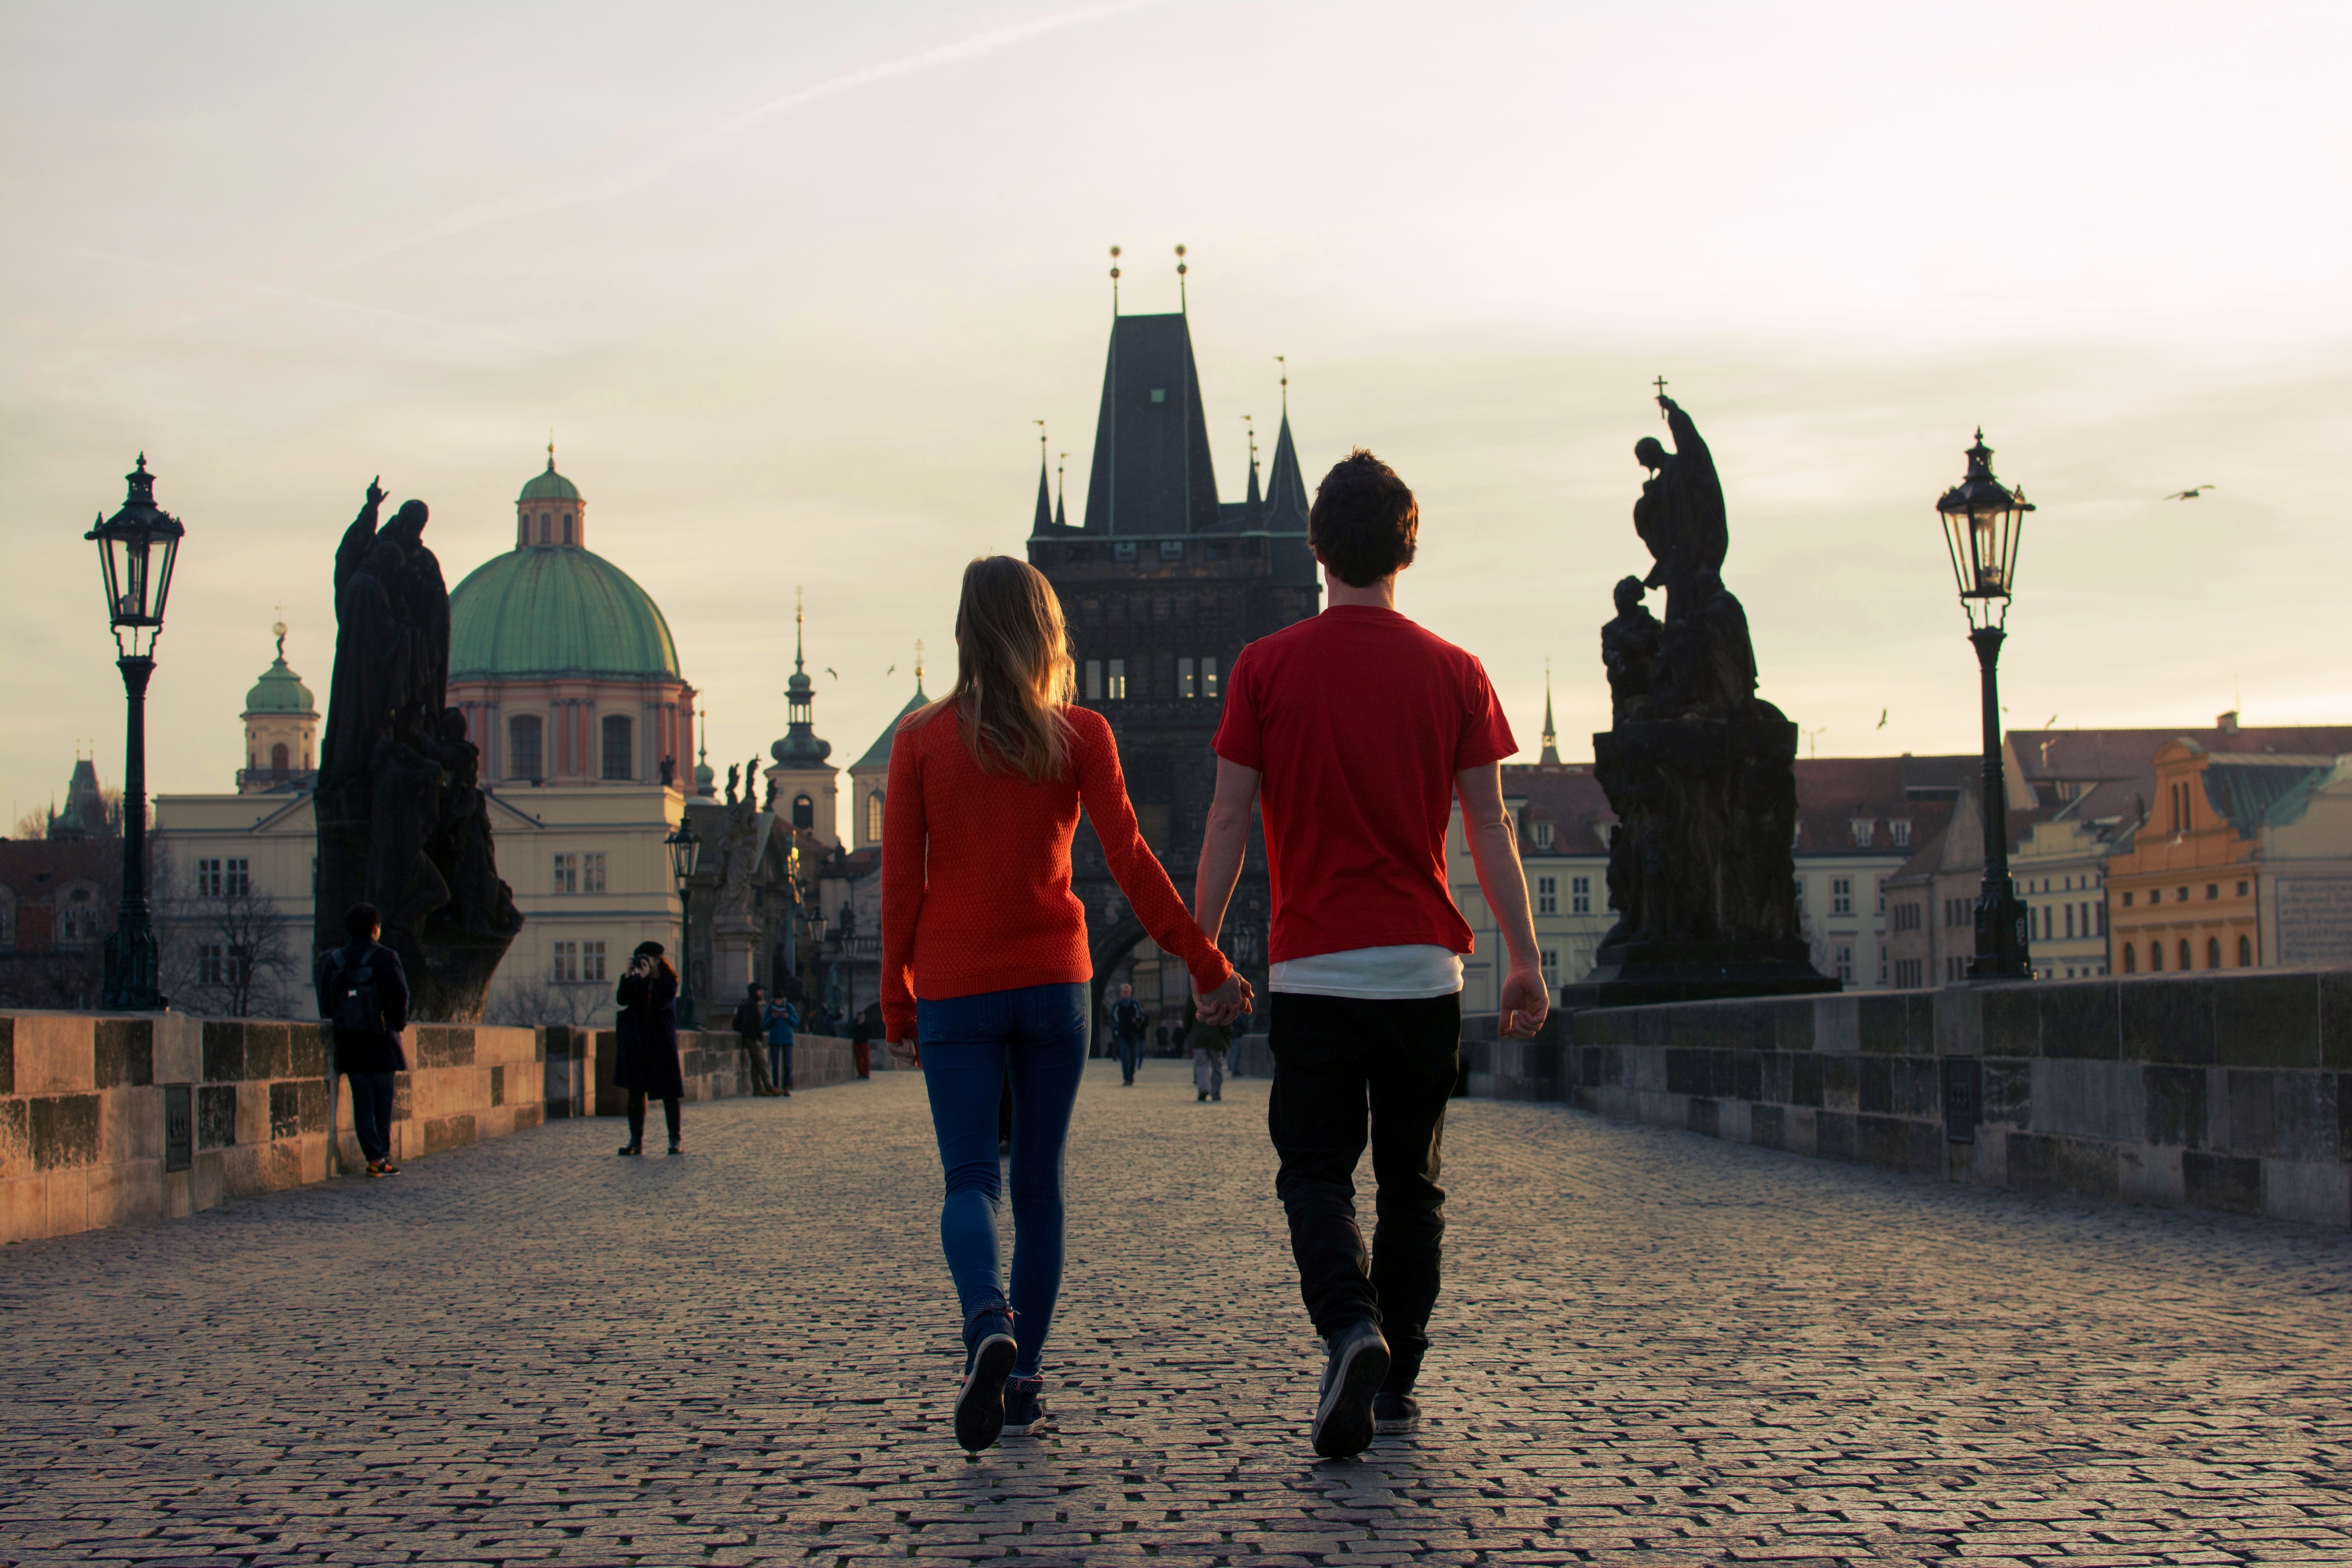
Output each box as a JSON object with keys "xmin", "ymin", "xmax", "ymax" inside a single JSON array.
[{"xmin": 1307, "ymin": 448, "xmax": 1419, "ymax": 588}]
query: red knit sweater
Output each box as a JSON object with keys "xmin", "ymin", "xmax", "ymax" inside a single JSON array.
[{"xmin": 880, "ymin": 703, "xmax": 1232, "ymax": 1042}]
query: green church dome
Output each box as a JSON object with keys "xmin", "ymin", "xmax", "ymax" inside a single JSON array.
[
  {"xmin": 449, "ymin": 547, "xmax": 680, "ymax": 681},
  {"xmin": 519, "ymin": 456, "xmax": 581, "ymax": 503},
  {"xmin": 245, "ymin": 624, "xmax": 316, "ymax": 713}
]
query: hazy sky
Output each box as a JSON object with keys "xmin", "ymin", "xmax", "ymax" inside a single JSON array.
[{"xmin": 5, "ymin": 0, "xmax": 2348, "ymax": 831}]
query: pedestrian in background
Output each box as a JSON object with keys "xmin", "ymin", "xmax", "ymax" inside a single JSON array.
[
  {"xmin": 881, "ymin": 554, "xmax": 1251, "ymax": 1454},
  {"xmin": 1109, "ymin": 982, "xmax": 1148, "ymax": 1086},
  {"xmin": 851, "ymin": 1002, "xmax": 878, "ymax": 1079},
  {"xmin": 764, "ymin": 986, "xmax": 800, "ymax": 1096},
  {"xmin": 731, "ymin": 983, "xmax": 779, "ymax": 1096},
  {"xmin": 1188, "ymin": 1006, "xmax": 1229, "ymax": 1102},
  {"xmin": 615, "ymin": 941, "xmax": 686, "ymax": 1156},
  {"xmin": 317, "ymin": 901, "xmax": 410, "ymax": 1179}
]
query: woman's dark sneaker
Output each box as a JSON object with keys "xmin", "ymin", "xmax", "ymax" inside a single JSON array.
[
  {"xmin": 1372, "ymin": 1390, "xmax": 1421, "ymax": 1434},
  {"xmin": 1002, "ymin": 1376, "xmax": 1049, "ymax": 1437},
  {"xmin": 617, "ymin": 1144, "xmax": 643, "ymax": 1157},
  {"xmin": 955, "ymin": 1309, "xmax": 1018, "ymax": 1452},
  {"xmin": 1311, "ymin": 1319, "xmax": 1390, "ymax": 1459}
]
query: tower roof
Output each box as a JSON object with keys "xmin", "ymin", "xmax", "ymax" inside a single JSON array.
[
  {"xmin": 771, "ymin": 591, "xmax": 833, "ymax": 768},
  {"xmin": 520, "ymin": 449, "xmax": 581, "ymax": 502},
  {"xmin": 448, "ymin": 548, "xmax": 680, "ymax": 680},
  {"xmin": 1262, "ymin": 407, "xmax": 1310, "ymax": 532},
  {"xmin": 1073, "ymin": 312, "xmax": 1221, "ymax": 537},
  {"xmin": 245, "ymin": 623, "xmax": 317, "ymax": 715},
  {"xmin": 854, "ymin": 680, "xmax": 931, "ymax": 774}
]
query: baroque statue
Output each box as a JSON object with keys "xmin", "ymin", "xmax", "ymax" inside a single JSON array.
[
  {"xmin": 1568, "ymin": 393, "xmax": 1834, "ymax": 1007},
  {"xmin": 316, "ymin": 481, "xmax": 523, "ymax": 1020}
]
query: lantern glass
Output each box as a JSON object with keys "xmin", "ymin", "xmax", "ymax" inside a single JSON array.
[
  {"xmin": 666, "ymin": 820, "xmax": 701, "ymax": 885},
  {"xmin": 87, "ymin": 456, "xmax": 185, "ymax": 659},
  {"xmin": 1936, "ymin": 432, "xmax": 2032, "ymax": 631}
]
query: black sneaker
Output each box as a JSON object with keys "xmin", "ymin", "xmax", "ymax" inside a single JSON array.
[
  {"xmin": 1311, "ymin": 1319, "xmax": 1390, "ymax": 1459},
  {"xmin": 1002, "ymin": 1376, "xmax": 1049, "ymax": 1437},
  {"xmin": 955, "ymin": 1310, "xmax": 1018, "ymax": 1452},
  {"xmin": 1373, "ymin": 1390, "xmax": 1421, "ymax": 1434},
  {"xmin": 617, "ymin": 1144, "xmax": 643, "ymax": 1157}
]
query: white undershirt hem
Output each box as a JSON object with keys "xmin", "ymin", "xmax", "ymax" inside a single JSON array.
[{"xmin": 1269, "ymin": 944, "xmax": 1465, "ymax": 1000}]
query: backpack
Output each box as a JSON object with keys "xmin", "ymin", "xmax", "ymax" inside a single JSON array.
[{"xmin": 326, "ymin": 945, "xmax": 383, "ymax": 1036}]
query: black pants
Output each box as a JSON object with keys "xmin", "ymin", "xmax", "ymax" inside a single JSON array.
[
  {"xmin": 627, "ymin": 1091, "xmax": 681, "ymax": 1147},
  {"xmin": 1267, "ymin": 991, "xmax": 1459, "ymax": 1386},
  {"xmin": 346, "ymin": 1070, "xmax": 396, "ymax": 1163}
]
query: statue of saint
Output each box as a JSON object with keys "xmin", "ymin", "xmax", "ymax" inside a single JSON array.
[
  {"xmin": 1600, "ymin": 576, "xmax": 1661, "ymax": 726},
  {"xmin": 1632, "ymin": 394, "xmax": 1728, "ymax": 619}
]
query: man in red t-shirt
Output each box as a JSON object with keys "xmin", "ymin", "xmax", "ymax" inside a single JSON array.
[{"xmin": 1195, "ymin": 448, "xmax": 1547, "ymax": 1459}]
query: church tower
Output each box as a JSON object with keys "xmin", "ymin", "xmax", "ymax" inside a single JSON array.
[
  {"xmin": 765, "ymin": 591, "xmax": 839, "ymax": 845},
  {"xmin": 849, "ymin": 644, "xmax": 929, "ymax": 852},
  {"xmin": 240, "ymin": 621, "xmax": 320, "ymax": 793}
]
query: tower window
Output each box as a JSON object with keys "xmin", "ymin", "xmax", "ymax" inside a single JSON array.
[
  {"xmin": 270, "ymin": 742, "xmax": 289, "ymax": 777},
  {"xmin": 793, "ymin": 793, "xmax": 814, "ymax": 831},
  {"xmin": 562, "ymin": 513, "xmax": 574, "ymax": 544},
  {"xmin": 1201, "ymin": 657, "xmax": 1218, "ymax": 699},
  {"xmin": 601, "ymin": 715, "xmax": 633, "ymax": 781},
  {"xmin": 539, "ymin": 514, "xmax": 550, "ymax": 544},
  {"xmin": 1084, "ymin": 660, "xmax": 1102, "ymax": 701},
  {"xmin": 1106, "ymin": 659, "xmax": 1127, "ymax": 700},
  {"xmin": 1179, "ymin": 659, "xmax": 1197, "ymax": 698},
  {"xmin": 866, "ymin": 790, "xmax": 885, "ymax": 844},
  {"xmin": 509, "ymin": 715, "xmax": 544, "ymax": 780}
]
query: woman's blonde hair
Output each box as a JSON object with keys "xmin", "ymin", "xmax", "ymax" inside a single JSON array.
[{"xmin": 915, "ymin": 555, "xmax": 1076, "ymax": 782}]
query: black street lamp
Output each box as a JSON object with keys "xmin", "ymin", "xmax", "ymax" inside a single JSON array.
[
  {"xmin": 88, "ymin": 456, "xmax": 185, "ymax": 1011},
  {"xmin": 1936, "ymin": 429, "xmax": 2034, "ymax": 982},
  {"xmin": 665, "ymin": 816, "xmax": 702, "ymax": 1027}
]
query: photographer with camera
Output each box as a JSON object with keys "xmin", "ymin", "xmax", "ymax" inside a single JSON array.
[{"xmin": 615, "ymin": 941, "xmax": 686, "ymax": 1156}]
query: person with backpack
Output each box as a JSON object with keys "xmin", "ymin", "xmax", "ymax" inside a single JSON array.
[
  {"xmin": 1108, "ymin": 983, "xmax": 1148, "ymax": 1086},
  {"xmin": 315, "ymin": 902, "xmax": 412, "ymax": 1179},
  {"xmin": 615, "ymin": 941, "xmax": 686, "ymax": 1156},
  {"xmin": 763, "ymin": 986, "xmax": 800, "ymax": 1096},
  {"xmin": 729, "ymin": 984, "xmax": 779, "ymax": 1096}
]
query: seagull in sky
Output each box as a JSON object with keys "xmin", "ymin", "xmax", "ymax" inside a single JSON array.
[
  {"xmin": 1876, "ymin": 708, "xmax": 1888, "ymax": 730},
  {"xmin": 2165, "ymin": 484, "xmax": 2216, "ymax": 500},
  {"xmin": 824, "ymin": 667, "xmax": 838, "ymax": 680},
  {"xmin": 886, "ymin": 664, "xmax": 896, "ymax": 678}
]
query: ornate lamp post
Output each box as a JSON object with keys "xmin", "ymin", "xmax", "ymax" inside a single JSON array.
[
  {"xmin": 1936, "ymin": 430, "xmax": 2034, "ymax": 982},
  {"xmin": 665, "ymin": 816, "xmax": 701, "ymax": 1027},
  {"xmin": 88, "ymin": 456, "xmax": 185, "ymax": 1011}
]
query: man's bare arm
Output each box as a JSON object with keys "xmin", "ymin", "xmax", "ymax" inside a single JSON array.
[
  {"xmin": 1456, "ymin": 761, "xmax": 1549, "ymax": 1039},
  {"xmin": 1189, "ymin": 759, "xmax": 1261, "ymax": 1024}
]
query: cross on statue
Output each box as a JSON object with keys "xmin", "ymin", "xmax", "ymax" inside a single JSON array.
[{"xmin": 1653, "ymin": 375, "xmax": 1671, "ymax": 419}]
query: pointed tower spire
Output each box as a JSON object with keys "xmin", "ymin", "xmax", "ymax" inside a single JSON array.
[
  {"xmin": 1054, "ymin": 454, "xmax": 1068, "ymax": 529},
  {"xmin": 1108, "ymin": 245, "xmax": 1122, "ymax": 314},
  {"xmin": 1032, "ymin": 421, "xmax": 1054, "ymax": 534},
  {"xmin": 1540, "ymin": 661, "xmax": 1561, "ymax": 766},
  {"xmin": 772, "ymin": 586, "xmax": 833, "ymax": 770},
  {"xmin": 914, "ymin": 638, "xmax": 926, "ymax": 696},
  {"xmin": 1175, "ymin": 243, "xmax": 1188, "ymax": 314},
  {"xmin": 1243, "ymin": 415, "xmax": 1261, "ymax": 509},
  {"xmin": 1263, "ymin": 359, "xmax": 1310, "ymax": 532}
]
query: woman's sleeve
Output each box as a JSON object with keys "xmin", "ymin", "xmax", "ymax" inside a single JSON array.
[
  {"xmin": 1074, "ymin": 714, "xmax": 1235, "ymax": 995},
  {"xmin": 879, "ymin": 719, "xmax": 928, "ymax": 1042}
]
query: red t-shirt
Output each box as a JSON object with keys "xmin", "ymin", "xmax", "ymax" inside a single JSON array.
[
  {"xmin": 1212, "ymin": 606, "xmax": 1516, "ymax": 963},
  {"xmin": 879, "ymin": 702, "xmax": 1233, "ymax": 1043}
]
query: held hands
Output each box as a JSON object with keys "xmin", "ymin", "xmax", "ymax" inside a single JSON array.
[
  {"xmin": 1499, "ymin": 963, "xmax": 1550, "ymax": 1040},
  {"xmin": 1193, "ymin": 969, "xmax": 1254, "ymax": 1027},
  {"xmin": 888, "ymin": 1038, "xmax": 920, "ymax": 1067}
]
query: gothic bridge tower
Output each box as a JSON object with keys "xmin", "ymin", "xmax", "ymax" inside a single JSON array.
[{"xmin": 1027, "ymin": 288, "xmax": 1321, "ymax": 1036}]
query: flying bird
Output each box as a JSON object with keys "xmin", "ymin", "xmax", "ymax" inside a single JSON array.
[
  {"xmin": 824, "ymin": 667, "xmax": 838, "ymax": 681},
  {"xmin": 886, "ymin": 664, "xmax": 896, "ymax": 678},
  {"xmin": 2165, "ymin": 485, "xmax": 2216, "ymax": 500},
  {"xmin": 1876, "ymin": 708, "xmax": 1888, "ymax": 730}
]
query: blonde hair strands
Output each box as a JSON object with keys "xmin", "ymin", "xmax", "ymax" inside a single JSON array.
[{"xmin": 918, "ymin": 555, "xmax": 1076, "ymax": 782}]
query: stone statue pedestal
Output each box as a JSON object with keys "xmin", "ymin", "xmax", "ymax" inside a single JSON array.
[{"xmin": 1570, "ymin": 711, "xmax": 1837, "ymax": 1012}]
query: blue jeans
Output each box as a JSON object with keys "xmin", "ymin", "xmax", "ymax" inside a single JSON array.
[
  {"xmin": 346, "ymin": 1070, "xmax": 396, "ymax": 1163},
  {"xmin": 916, "ymin": 982, "xmax": 1088, "ymax": 1379},
  {"xmin": 1116, "ymin": 1033, "xmax": 1145, "ymax": 1082},
  {"xmin": 768, "ymin": 1040, "xmax": 793, "ymax": 1089}
]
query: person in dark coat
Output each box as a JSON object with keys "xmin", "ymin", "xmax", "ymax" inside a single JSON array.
[
  {"xmin": 615, "ymin": 940, "xmax": 685, "ymax": 1156},
  {"xmin": 316, "ymin": 901, "xmax": 412, "ymax": 1178}
]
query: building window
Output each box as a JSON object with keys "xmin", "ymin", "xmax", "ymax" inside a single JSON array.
[
  {"xmin": 2236, "ymin": 880, "xmax": 2248, "ymax": 897},
  {"xmin": 1113, "ymin": 541, "xmax": 1138, "ymax": 563},
  {"xmin": 582, "ymin": 940, "xmax": 607, "ymax": 982},
  {"xmin": 553, "ymin": 853, "xmax": 578, "ymax": 895},
  {"xmin": 2174, "ymin": 938, "xmax": 2189, "ymax": 971},
  {"xmin": 562, "ymin": 514, "xmax": 574, "ymax": 545},
  {"xmin": 1834, "ymin": 944, "xmax": 1854, "ymax": 984},
  {"xmin": 2238, "ymin": 934, "xmax": 2252, "ymax": 967},
  {"xmin": 2149, "ymin": 941, "xmax": 2165, "ymax": 973},
  {"xmin": 1536, "ymin": 877, "xmax": 1557, "ymax": 916},
  {"xmin": 1890, "ymin": 818, "xmax": 1911, "ymax": 848},
  {"xmin": 1160, "ymin": 540, "xmax": 1184, "ymax": 560},
  {"xmin": 1878, "ymin": 944, "xmax": 1888, "ymax": 985},
  {"xmin": 539, "ymin": 514, "xmax": 550, "ymax": 544},
  {"xmin": 198, "ymin": 944, "xmax": 225, "ymax": 985},
  {"xmin": 1202, "ymin": 657, "xmax": 1219, "ymax": 699},
  {"xmin": 197, "ymin": 858, "xmax": 222, "ymax": 897},
  {"xmin": 2096, "ymin": 903, "xmax": 2107, "ymax": 936},
  {"xmin": 510, "ymin": 715, "xmax": 544, "ymax": 780},
  {"xmin": 1572, "ymin": 876, "xmax": 1592, "ymax": 915},
  {"xmin": 1851, "ymin": 818, "xmax": 1873, "ymax": 848},
  {"xmin": 2205, "ymin": 883, "xmax": 2218, "ymax": 900},
  {"xmin": 601, "ymin": 715, "xmax": 633, "ymax": 781},
  {"xmin": 1831, "ymin": 878, "xmax": 1853, "ymax": 916},
  {"xmin": 1106, "ymin": 659, "xmax": 1127, "ymax": 700},
  {"xmin": 2063, "ymin": 904, "xmax": 2075, "ymax": 940},
  {"xmin": 2145, "ymin": 888, "xmax": 2156, "ymax": 905},
  {"xmin": 582, "ymin": 852, "xmax": 607, "ymax": 894},
  {"xmin": 2206, "ymin": 936, "xmax": 2221, "ymax": 969},
  {"xmin": 270, "ymin": 742, "xmax": 290, "ymax": 777},
  {"xmin": 552, "ymin": 941, "xmax": 579, "ymax": 983},
  {"xmin": 2123, "ymin": 942, "xmax": 2137, "ymax": 973},
  {"xmin": 1541, "ymin": 948, "xmax": 1559, "ymax": 982},
  {"xmin": 1533, "ymin": 820, "xmax": 1554, "ymax": 849},
  {"xmin": 866, "ymin": 791, "xmax": 885, "ymax": 844},
  {"xmin": 1084, "ymin": 660, "xmax": 1103, "ymax": 701},
  {"xmin": 793, "ymin": 793, "xmax": 814, "ymax": 831},
  {"xmin": 2177, "ymin": 886, "xmax": 2189, "ymax": 903},
  {"xmin": 1178, "ymin": 658, "xmax": 1198, "ymax": 698}
]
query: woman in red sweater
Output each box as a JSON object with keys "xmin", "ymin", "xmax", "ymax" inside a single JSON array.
[{"xmin": 883, "ymin": 555, "xmax": 1250, "ymax": 1453}]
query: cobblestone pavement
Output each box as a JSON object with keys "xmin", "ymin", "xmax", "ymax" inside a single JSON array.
[{"xmin": 2, "ymin": 1060, "xmax": 2348, "ymax": 1567}]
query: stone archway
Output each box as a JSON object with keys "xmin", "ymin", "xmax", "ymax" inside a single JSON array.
[{"xmin": 1087, "ymin": 920, "xmax": 1147, "ymax": 1059}]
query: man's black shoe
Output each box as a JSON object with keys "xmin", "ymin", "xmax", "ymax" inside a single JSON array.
[
  {"xmin": 1311, "ymin": 1319, "xmax": 1389, "ymax": 1459},
  {"xmin": 1372, "ymin": 1390, "xmax": 1421, "ymax": 1434}
]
